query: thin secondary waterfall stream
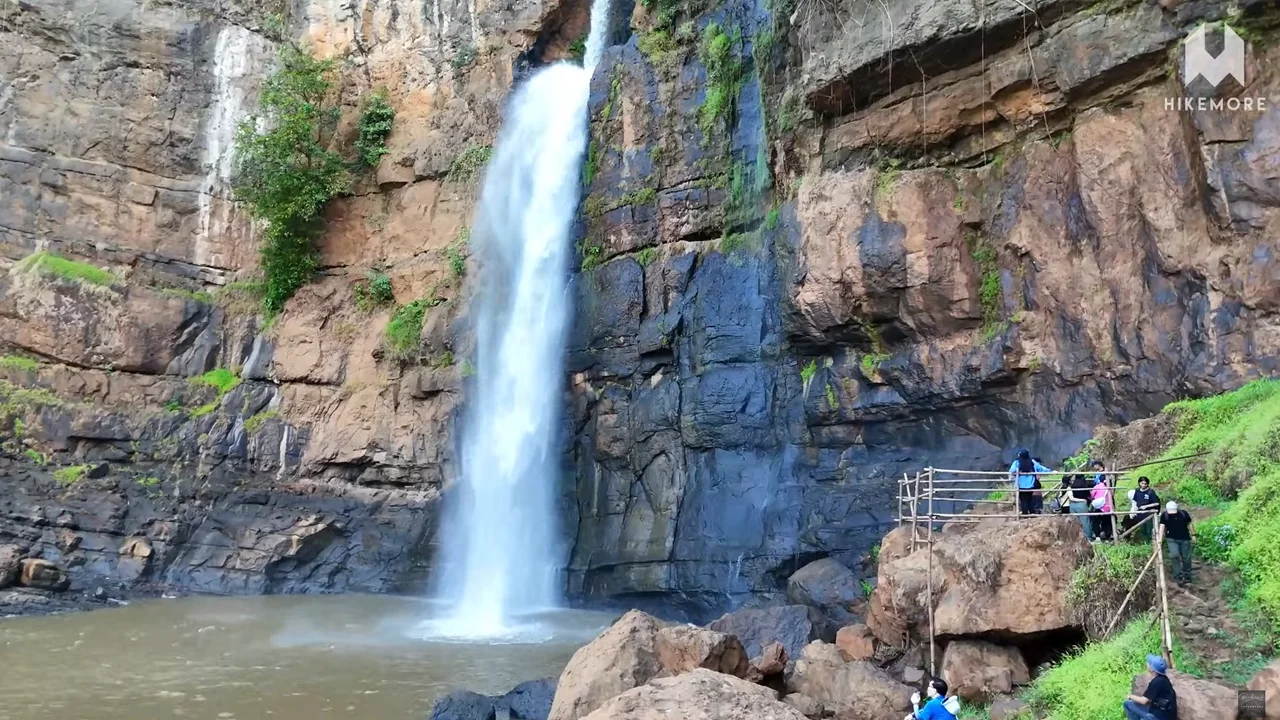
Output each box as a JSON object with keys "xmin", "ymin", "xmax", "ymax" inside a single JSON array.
[{"xmin": 427, "ymin": 0, "xmax": 612, "ymax": 640}]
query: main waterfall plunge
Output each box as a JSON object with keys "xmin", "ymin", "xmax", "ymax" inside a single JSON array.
[{"xmin": 426, "ymin": 0, "xmax": 612, "ymax": 640}]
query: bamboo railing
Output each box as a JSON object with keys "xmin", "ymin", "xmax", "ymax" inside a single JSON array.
[{"xmin": 896, "ymin": 465, "xmax": 1179, "ymax": 675}]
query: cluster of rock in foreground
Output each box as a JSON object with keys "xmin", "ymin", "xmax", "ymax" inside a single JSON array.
[{"xmin": 432, "ymin": 515, "xmax": 1276, "ymax": 720}]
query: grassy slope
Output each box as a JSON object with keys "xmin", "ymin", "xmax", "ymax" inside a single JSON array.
[{"xmin": 1011, "ymin": 380, "xmax": 1280, "ymax": 719}]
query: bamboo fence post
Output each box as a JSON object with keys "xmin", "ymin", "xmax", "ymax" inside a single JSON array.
[
  {"xmin": 1155, "ymin": 524, "xmax": 1176, "ymax": 669},
  {"xmin": 926, "ymin": 466, "xmax": 936, "ymax": 677},
  {"xmin": 1103, "ymin": 547, "xmax": 1160, "ymax": 638},
  {"xmin": 911, "ymin": 471, "xmax": 922, "ymax": 551}
]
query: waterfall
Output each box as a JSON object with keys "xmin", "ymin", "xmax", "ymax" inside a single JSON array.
[{"xmin": 427, "ymin": 0, "xmax": 612, "ymax": 640}]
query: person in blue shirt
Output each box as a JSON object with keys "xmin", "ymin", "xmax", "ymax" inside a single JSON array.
[
  {"xmin": 1009, "ymin": 449, "xmax": 1051, "ymax": 515},
  {"xmin": 905, "ymin": 679, "xmax": 959, "ymax": 720}
]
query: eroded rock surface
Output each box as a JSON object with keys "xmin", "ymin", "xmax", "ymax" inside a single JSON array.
[{"xmin": 580, "ymin": 669, "xmax": 806, "ymax": 720}]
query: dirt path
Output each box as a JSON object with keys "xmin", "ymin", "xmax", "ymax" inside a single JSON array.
[{"xmin": 1166, "ymin": 555, "xmax": 1274, "ymax": 685}]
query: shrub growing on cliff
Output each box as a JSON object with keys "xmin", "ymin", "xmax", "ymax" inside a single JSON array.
[
  {"xmin": 233, "ymin": 44, "xmax": 348, "ymax": 315},
  {"xmin": 383, "ymin": 297, "xmax": 441, "ymax": 361},
  {"xmin": 354, "ymin": 270, "xmax": 395, "ymax": 312},
  {"xmin": 355, "ymin": 88, "xmax": 395, "ymax": 168}
]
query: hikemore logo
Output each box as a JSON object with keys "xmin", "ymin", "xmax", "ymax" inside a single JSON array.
[{"xmin": 1166, "ymin": 23, "xmax": 1269, "ymax": 113}]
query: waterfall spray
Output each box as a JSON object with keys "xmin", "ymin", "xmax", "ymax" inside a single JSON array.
[{"xmin": 428, "ymin": 0, "xmax": 611, "ymax": 640}]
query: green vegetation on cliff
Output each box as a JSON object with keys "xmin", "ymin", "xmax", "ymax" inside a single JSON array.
[
  {"xmin": 0, "ymin": 355, "xmax": 40, "ymax": 373},
  {"xmin": 18, "ymin": 251, "xmax": 116, "ymax": 288},
  {"xmin": 189, "ymin": 367, "xmax": 242, "ymax": 418},
  {"xmin": 383, "ymin": 297, "xmax": 441, "ymax": 361},
  {"xmin": 355, "ymin": 88, "xmax": 396, "ymax": 168},
  {"xmin": 354, "ymin": 270, "xmax": 395, "ymax": 312},
  {"xmin": 233, "ymin": 45, "xmax": 348, "ymax": 315}
]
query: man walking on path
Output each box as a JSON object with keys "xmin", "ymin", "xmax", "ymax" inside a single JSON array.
[
  {"xmin": 1123, "ymin": 654, "xmax": 1177, "ymax": 720},
  {"xmin": 1160, "ymin": 501, "xmax": 1196, "ymax": 585},
  {"xmin": 1068, "ymin": 472, "xmax": 1094, "ymax": 539}
]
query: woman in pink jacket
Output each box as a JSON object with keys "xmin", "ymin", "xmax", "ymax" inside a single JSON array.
[{"xmin": 1089, "ymin": 475, "xmax": 1115, "ymax": 541}]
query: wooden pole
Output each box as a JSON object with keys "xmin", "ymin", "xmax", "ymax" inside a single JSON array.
[
  {"xmin": 926, "ymin": 466, "xmax": 936, "ymax": 677},
  {"xmin": 911, "ymin": 471, "xmax": 922, "ymax": 551},
  {"xmin": 1103, "ymin": 547, "xmax": 1159, "ymax": 638},
  {"xmin": 1115, "ymin": 512, "xmax": 1155, "ymax": 543},
  {"xmin": 1155, "ymin": 525, "xmax": 1175, "ymax": 669}
]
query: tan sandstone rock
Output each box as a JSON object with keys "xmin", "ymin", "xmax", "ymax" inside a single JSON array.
[
  {"xmin": 580, "ymin": 668, "xmax": 806, "ymax": 720},
  {"xmin": 1246, "ymin": 660, "xmax": 1280, "ymax": 720},
  {"xmin": 0, "ymin": 545, "xmax": 23, "ymax": 589},
  {"xmin": 548, "ymin": 610, "xmax": 664, "ymax": 720},
  {"xmin": 1132, "ymin": 670, "xmax": 1235, "ymax": 720},
  {"xmin": 19, "ymin": 558, "xmax": 70, "ymax": 591},
  {"xmin": 835, "ymin": 623, "xmax": 877, "ymax": 661},
  {"xmin": 868, "ymin": 516, "xmax": 1090, "ymax": 643},
  {"xmin": 941, "ymin": 640, "xmax": 1030, "ymax": 701},
  {"xmin": 655, "ymin": 623, "xmax": 750, "ymax": 677},
  {"xmin": 787, "ymin": 641, "xmax": 912, "ymax": 720},
  {"xmin": 753, "ymin": 642, "xmax": 788, "ymax": 677}
]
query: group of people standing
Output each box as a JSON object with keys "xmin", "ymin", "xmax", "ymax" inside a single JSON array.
[{"xmin": 1007, "ymin": 449, "xmax": 1197, "ymax": 583}]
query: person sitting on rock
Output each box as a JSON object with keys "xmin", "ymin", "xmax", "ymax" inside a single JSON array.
[
  {"xmin": 905, "ymin": 679, "xmax": 959, "ymax": 720},
  {"xmin": 1160, "ymin": 501, "xmax": 1196, "ymax": 585},
  {"xmin": 1123, "ymin": 654, "xmax": 1177, "ymax": 720},
  {"xmin": 1132, "ymin": 477, "xmax": 1161, "ymax": 541},
  {"xmin": 1009, "ymin": 449, "xmax": 1051, "ymax": 516}
]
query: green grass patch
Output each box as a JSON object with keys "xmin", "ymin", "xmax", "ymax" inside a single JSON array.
[
  {"xmin": 764, "ymin": 207, "xmax": 780, "ymax": 230},
  {"xmin": 19, "ymin": 251, "xmax": 116, "ymax": 287},
  {"xmin": 383, "ymin": 298, "xmax": 439, "ymax": 361},
  {"xmin": 568, "ymin": 34, "xmax": 587, "ymax": 62},
  {"xmin": 874, "ymin": 159, "xmax": 902, "ymax": 201},
  {"xmin": 824, "ymin": 381, "xmax": 837, "ymax": 410},
  {"xmin": 582, "ymin": 140, "xmax": 600, "ymax": 188},
  {"xmin": 24, "ymin": 448, "xmax": 48, "ymax": 465},
  {"xmin": 965, "ymin": 229, "xmax": 1004, "ymax": 339},
  {"xmin": 190, "ymin": 401, "xmax": 220, "ymax": 418},
  {"xmin": 0, "ymin": 380, "xmax": 65, "ymax": 412},
  {"xmin": 1025, "ymin": 615, "xmax": 1171, "ymax": 720},
  {"xmin": 638, "ymin": 29, "xmax": 682, "ymax": 73},
  {"xmin": 354, "ymin": 270, "xmax": 395, "ymax": 312},
  {"xmin": 156, "ymin": 286, "xmax": 214, "ymax": 304},
  {"xmin": 53, "ymin": 464, "xmax": 89, "ymax": 486},
  {"xmin": 860, "ymin": 353, "xmax": 889, "ymax": 377},
  {"xmin": 636, "ymin": 247, "xmax": 657, "ymax": 267},
  {"xmin": 800, "ymin": 359, "xmax": 817, "ymax": 395},
  {"xmin": 243, "ymin": 409, "xmax": 280, "ymax": 433},
  {"xmin": 136, "ymin": 476, "xmax": 161, "ymax": 489},
  {"xmin": 697, "ymin": 23, "xmax": 745, "ymax": 137},
  {"xmin": 0, "ymin": 355, "xmax": 39, "ymax": 373},
  {"xmin": 192, "ymin": 368, "xmax": 241, "ymax": 395},
  {"xmin": 1136, "ymin": 380, "xmax": 1280, "ymax": 637},
  {"xmin": 448, "ymin": 144, "xmax": 492, "ymax": 182}
]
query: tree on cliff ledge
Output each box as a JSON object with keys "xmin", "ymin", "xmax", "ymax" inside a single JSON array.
[{"xmin": 233, "ymin": 44, "xmax": 348, "ymax": 315}]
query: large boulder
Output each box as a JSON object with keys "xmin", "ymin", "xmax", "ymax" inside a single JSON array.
[
  {"xmin": 0, "ymin": 545, "xmax": 22, "ymax": 589},
  {"xmin": 708, "ymin": 605, "xmax": 829, "ymax": 660},
  {"xmin": 429, "ymin": 690, "xmax": 496, "ymax": 720},
  {"xmin": 1132, "ymin": 670, "xmax": 1235, "ymax": 720},
  {"xmin": 1246, "ymin": 660, "xmax": 1280, "ymax": 720},
  {"xmin": 580, "ymin": 668, "xmax": 807, "ymax": 720},
  {"xmin": 787, "ymin": 641, "xmax": 912, "ymax": 720},
  {"xmin": 427, "ymin": 678, "xmax": 557, "ymax": 720},
  {"xmin": 548, "ymin": 610, "xmax": 665, "ymax": 720},
  {"xmin": 752, "ymin": 642, "xmax": 788, "ymax": 678},
  {"xmin": 835, "ymin": 623, "xmax": 877, "ymax": 661},
  {"xmin": 787, "ymin": 558, "xmax": 863, "ymax": 629},
  {"xmin": 655, "ymin": 624, "xmax": 750, "ymax": 677},
  {"xmin": 502, "ymin": 678, "xmax": 557, "ymax": 720},
  {"xmin": 18, "ymin": 558, "xmax": 70, "ymax": 592},
  {"xmin": 868, "ymin": 516, "xmax": 1090, "ymax": 643},
  {"xmin": 940, "ymin": 640, "xmax": 1030, "ymax": 701}
]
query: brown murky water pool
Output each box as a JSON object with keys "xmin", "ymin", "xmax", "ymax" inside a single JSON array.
[{"xmin": 0, "ymin": 595, "xmax": 614, "ymax": 720}]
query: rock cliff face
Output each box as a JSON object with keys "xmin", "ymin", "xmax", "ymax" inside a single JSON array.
[{"xmin": 2, "ymin": 0, "xmax": 1277, "ymax": 613}]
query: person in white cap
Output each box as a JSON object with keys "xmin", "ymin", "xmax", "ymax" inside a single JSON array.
[{"xmin": 1159, "ymin": 500, "xmax": 1196, "ymax": 584}]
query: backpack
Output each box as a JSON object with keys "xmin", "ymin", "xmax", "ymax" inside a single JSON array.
[{"xmin": 943, "ymin": 696, "xmax": 961, "ymax": 716}]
